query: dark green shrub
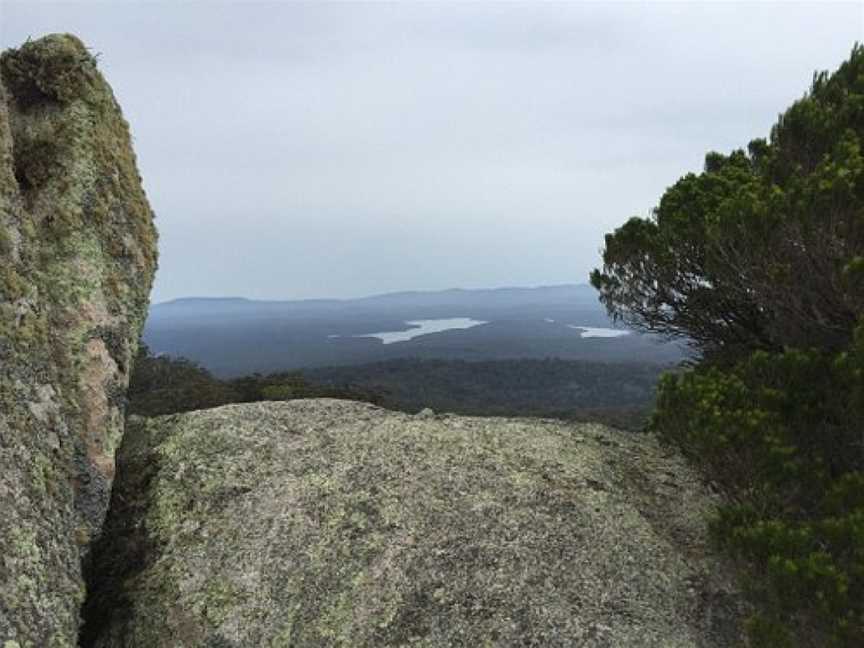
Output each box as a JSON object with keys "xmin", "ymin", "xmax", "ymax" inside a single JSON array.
[{"xmin": 652, "ymin": 324, "xmax": 864, "ymax": 645}]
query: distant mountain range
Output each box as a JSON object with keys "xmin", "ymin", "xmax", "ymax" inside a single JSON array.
[
  {"xmin": 144, "ymin": 284, "xmax": 684, "ymax": 376},
  {"xmin": 151, "ymin": 284, "xmax": 600, "ymax": 318}
]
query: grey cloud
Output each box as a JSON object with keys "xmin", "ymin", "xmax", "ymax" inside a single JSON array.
[{"xmin": 1, "ymin": 1, "xmax": 861, "ymax": 301}]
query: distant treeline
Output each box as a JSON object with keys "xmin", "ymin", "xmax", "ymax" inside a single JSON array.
[
  {"xmin": 127, "ymin": 343, "xmax": 387, "ymax": 418},
  {"xmin": 303, "ymin": 357, "xmax": 665, "ymax": 430},
  {"xmin": 128, "ymin": 345, "xmax": 665, "ymax": 430}
]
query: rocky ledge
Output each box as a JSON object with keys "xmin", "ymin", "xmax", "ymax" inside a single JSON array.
[{"xmin": 84, "ymin": 399, "xmax": 744, "ymax": 647}]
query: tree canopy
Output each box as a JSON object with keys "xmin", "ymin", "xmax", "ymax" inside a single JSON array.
[
  {"xmin": 592, "ymin": 46, "xmax": 864, "ymax": 645},
  {"xmin": 591, "ymin": 44, "xmax": 864, "ymax": 360}
]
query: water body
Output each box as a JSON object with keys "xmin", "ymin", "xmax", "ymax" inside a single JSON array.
[
  {"xmin": 334, "ymin": 318, "xmax": 488, "ymax": 344},
  {"xmin": 567, "ymin": 325, "xmax": 630, "ymax": 338}
]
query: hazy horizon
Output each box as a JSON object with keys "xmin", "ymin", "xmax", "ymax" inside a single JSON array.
[
  {"xmin": 1, "ymin": 1, "xmax": 861, "ymax": 303},
  {"xmin": 152, "ymin": 280, "xmax": 593, "ymax": 305}
]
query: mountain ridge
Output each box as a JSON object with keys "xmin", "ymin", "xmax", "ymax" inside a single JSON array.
[{"xmin": 152, "ymin": 283, "xmax": 596, "ymax": 309}]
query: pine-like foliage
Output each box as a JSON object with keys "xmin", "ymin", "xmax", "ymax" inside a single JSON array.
[
  {"xmin": 592, "ymin": 45, "xmax": 864, "ymax": 360},
  {"xmin": 593, "ymin": 46, "xmax": 864, "ymax": 645}
]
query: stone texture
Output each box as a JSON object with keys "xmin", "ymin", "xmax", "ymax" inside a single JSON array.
[
  {"xmin": 0, "ymin": 34, "xmax": 157, "ymax": 647},
  {"xmin": 86, "ymin": 399, "xmax": 745, "ymax": 647}
]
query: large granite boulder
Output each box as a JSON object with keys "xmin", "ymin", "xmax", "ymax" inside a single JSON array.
[
  {"xmin": 0, "ymin": 34, "xmax": 157, "ymax": 647},
  {"xmin": 86, "ymin": 400, "xmax": 744, "ymax": 647}
]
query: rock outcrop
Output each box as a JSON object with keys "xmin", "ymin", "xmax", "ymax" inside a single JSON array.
[
  {"xmin": 0, "ymin": 34, "xmax": 157, "ymax": 646},
  {"xmin": 86, "ymin": 400, "xmax": 744, "ymax": 647},
  {"xmin": 0, "ymin": 32, "xmax": 744, "ymax": 648}
]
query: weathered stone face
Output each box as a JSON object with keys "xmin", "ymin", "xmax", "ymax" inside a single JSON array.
[
  {"xmin": 0, "ymin": 34, "xmax": 157, "ymax": 647},
  {"xmin": 86, "ymin": 400, "xmax": 744, "ymax": 648}
]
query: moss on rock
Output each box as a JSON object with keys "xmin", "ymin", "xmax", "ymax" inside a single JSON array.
[
  {"xmin": 86, "ymin": 400, "xmax": 746, "ymax": 647},
  {"xmin": 0, "ymin": 34, "xmax": 157, "ymax": 647}
]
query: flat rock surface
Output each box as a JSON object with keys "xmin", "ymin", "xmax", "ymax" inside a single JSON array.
[{"xmin": 87, "ymin": 399, "xmax": 744, "ymax": 647}]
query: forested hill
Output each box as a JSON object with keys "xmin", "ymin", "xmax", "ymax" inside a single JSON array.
[
  {"xmin": 151, "ymin": 283, "xmax": 601, "ymax": 315},
  {"xmin": 127, "ymin": 345, "xmax": 664, "ymax": 431},
  {"xmin": 302, "ymin": 358, "xmax": 663, "ymax": 429}
]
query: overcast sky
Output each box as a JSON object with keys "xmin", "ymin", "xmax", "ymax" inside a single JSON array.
[{"xmin": 1, "ymin": 1, "xmax": 862, "ymax": 302}]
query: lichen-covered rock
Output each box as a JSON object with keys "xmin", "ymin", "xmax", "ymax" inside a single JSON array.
[
  {"xmin": 0, "ymin": 34, "xmax": 157, "ymax": 647},
  {"xmin": 86, "ymin": 400, "xmax": 744, "ymax": 647}
]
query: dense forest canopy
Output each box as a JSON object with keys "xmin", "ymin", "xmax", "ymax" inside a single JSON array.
[
  {"xmin": 593, "ymin": 46, "xmax": 864, "ymax": 645},
  {"xmin": 128, "ymin": 345, "xmax": 662, "ymax": 430},
  {"xmin": 127, "ymin": 343, "xmax": 387, "ymax": 417}
]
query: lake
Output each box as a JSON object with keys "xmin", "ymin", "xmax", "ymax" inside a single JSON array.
[
  {"xmin": 567, "ymin": 325, "xmax": 630, "ymax": 338},
  {"xmin": 331, "ymin": 318, "xmax": 629, "ymax": 344},
  {"xmin": 542, "ymin": 318, "xmax": 630, "ymax": 337},
  {"xmin": 335, "ymin": 318, "xmax": 489, "ymax": 344}
]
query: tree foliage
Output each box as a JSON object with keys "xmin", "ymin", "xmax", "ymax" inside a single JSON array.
[
  {"xmin": 591, "ymin": 45, "xmax": 864, "ymax": 359},
  {"xmin": 654, "ymin": 329, "xmax": 864, "ymax": 645},
  {"xmin": 304, "ymin": 357, "xmax": 665, "ymax": 430},
  {"xmin": 128, "ymin": 347, "xmax": 664, "ymax": 430},
  {"xmin": 127, "ymin": 343, "xmax": 386, "ymax": 418},
  {"xmin": 593, "ymin": 46, "xmax": 864, "ymax": 645}
]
